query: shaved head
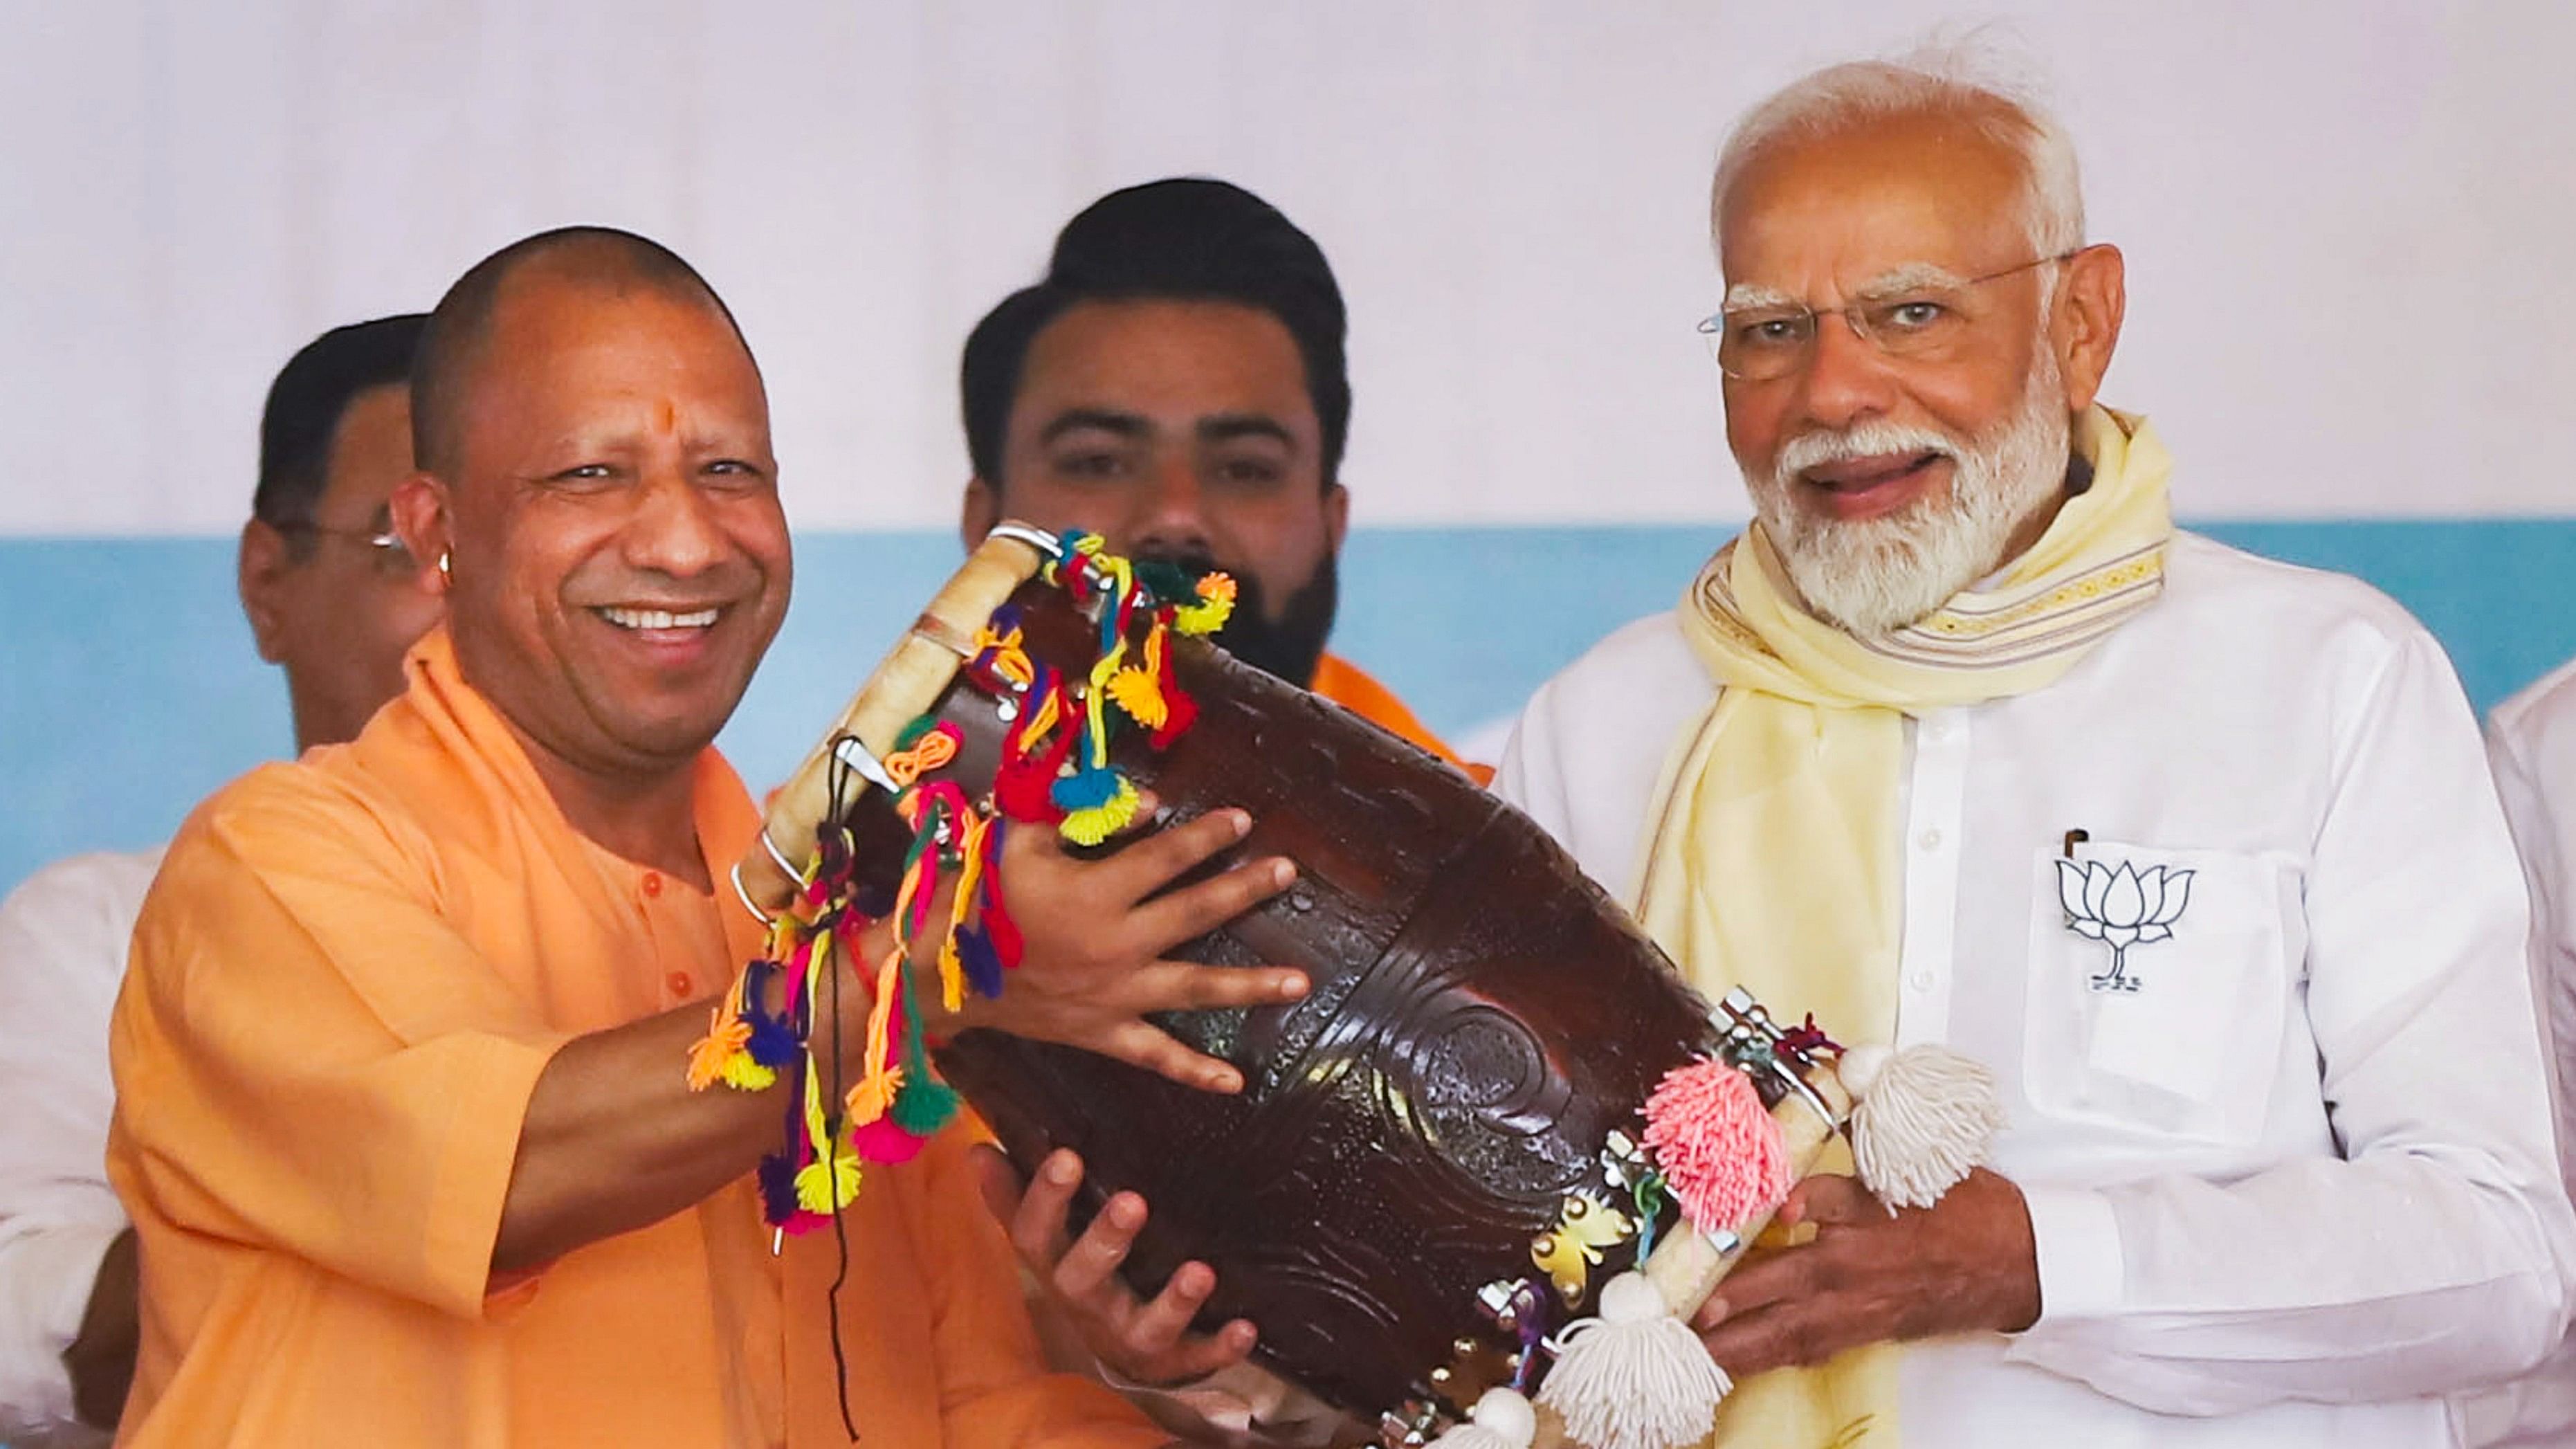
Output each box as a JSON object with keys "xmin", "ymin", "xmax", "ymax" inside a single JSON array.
[{"xmin": 412, "ymin": 226, "xmax": 749, "ymax": 476}]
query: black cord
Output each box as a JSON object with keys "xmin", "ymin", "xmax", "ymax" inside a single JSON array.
[{"xmin": 819, "ymin": 743, "xmax": 863, "ymax": 1441}]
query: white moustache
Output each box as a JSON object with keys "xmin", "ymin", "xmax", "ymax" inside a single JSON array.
[{"xmin": 1773, "ymin": 422, "xmax": 1962, "ymax": 481}]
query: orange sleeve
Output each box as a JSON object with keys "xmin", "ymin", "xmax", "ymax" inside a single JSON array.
[
  {"xmin": 1308, "ymin": 655, "xmax": 1491, "ymax": 784},
  {"xmin": 110, "ymin": 774, "xmax": 569, "ymax": 1320},
  {"xmin": 899, "ymin": 1127, "xmax": 1170, "ymax": 1448}
]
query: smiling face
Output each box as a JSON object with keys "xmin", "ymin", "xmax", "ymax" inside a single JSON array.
[
  {"xmin": 961, "ymin": 298, "xmax": 1349, "ymax": 686},
  {"xmin": 1717, "ymin": 111, "xmax": 2098, "ymax": 634},
  {"xmin": 399, "ymin": 275, "xmax": 789, "ymax": 785}
]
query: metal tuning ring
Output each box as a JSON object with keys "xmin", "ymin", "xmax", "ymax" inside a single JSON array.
[
  {"xmin": 729, "ymin": 862, "xmax": 776, "ymax": 927},
  {"xmin": 1713, "ymin": 987, "xmax": 1844, "ymax": 1133},
  {"xmin": 830, "ymin": 735, "xmax": 904, "ymax": 795},
  {"xmin": 985, "ymin": 521, "xmax": 1067, "ymax": 559}
]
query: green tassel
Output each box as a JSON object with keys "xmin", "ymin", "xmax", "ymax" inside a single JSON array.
[{"xmin": 891, "ymin": 1074, "xmax": 961, "ymax": 1136}]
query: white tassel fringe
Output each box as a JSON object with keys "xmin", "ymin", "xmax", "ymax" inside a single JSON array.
[
  {"xmin": 1536, "ymin": 1273, "xmax": 1731, "ymax": 1449},
  {"xmin": 1840, "ymin": 1043, "xmax": 2005, "ymax": 1211},
  {"xmin": 1427, "ymin": 1387, "xmax": 1538, "ymax": 1449}
]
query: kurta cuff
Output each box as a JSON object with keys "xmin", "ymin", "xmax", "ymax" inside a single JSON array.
[{"xmin": 2024, "ymin": 1183, "xmax": 2125, "ymax": 1322}]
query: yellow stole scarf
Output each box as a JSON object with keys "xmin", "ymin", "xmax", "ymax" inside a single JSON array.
[{"xmin": 1634, "ymin": 407, "xmax": 2171, "ymax": 1448}]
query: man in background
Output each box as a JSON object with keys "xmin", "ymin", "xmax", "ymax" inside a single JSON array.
[
  {"xmin": 2463, "ymin": 657, "xmax": 2576, "ymax": 1446},
  {"xmin": 958, "ymin": 176, "xmax": 1472, "ymax": 775},
  {"xmin": 958, "ymin": 179, "xmax": 1483, "ymax": 1443},
  {"xmin": 0, "ymin": 313, "xmax": 439, "ymax": 1444}
]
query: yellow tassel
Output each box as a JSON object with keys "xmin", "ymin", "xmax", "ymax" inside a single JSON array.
[
  {"xmin": 969, "ymin": 621, "xmax": 1035, "ymax": 689},
  {"xmin": 1018, "ymin": 683, "xmax": 1061, "ymax": 742},
  {"xmin": 795, "ymin": 1151, "xmax": 863, "ymax": 1213},
  {"xmin": 1173, "ymin": 573, "xmax": 1236, "ymax": 635},
  {"xmin": 838, "ymin": 948, "xmax": 906, "ymax": 1127},
  {"xmin": 1058, "ymin": 775, "xmax": 1140, "ymax": 847},
  {"xmin": 846, "ymin": 1065, "xmax": 905, "ymax": 1127},
  {"xmin": 720, "ymin": 1055, "xmax": 778, "ymax": 1092},
  {"xmin": 1105, "ymin": 667, "xmax": 1168, "ymax": 729},
  {"xmin": 1085, "ymin": 636, "xmax": 1131, "ymax": 767},
  {"xmin": 801, "ymin": 1055, "xmax": 833, "ymax": 1152},
  {"xmin": 937, "ymin": 814, "xmax": 989, "ymax": 1014},
  {"xmin": 686, "ymin": 1006, "xmax": 751, "ymax": 1092}
]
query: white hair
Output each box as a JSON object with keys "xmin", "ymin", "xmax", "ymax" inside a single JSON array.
[{"xmin": 1711, "ymin": 45, "xmax": 2085, "ymax": 265}]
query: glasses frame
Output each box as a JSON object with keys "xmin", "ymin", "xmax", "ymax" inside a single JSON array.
[
  {"xmin": 1697, "ymin": 248, "xmax": 2081, "ymax": 382},
  {"xmin": 274, "ymin": 518, "xmax": 415, "ymax": 572}
]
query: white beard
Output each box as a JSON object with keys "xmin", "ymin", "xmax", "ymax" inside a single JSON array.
[{"xmin": 1746, "ymin": 357, "xmax": 2072, "ymax": 639}]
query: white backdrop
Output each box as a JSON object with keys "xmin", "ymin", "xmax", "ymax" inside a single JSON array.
[{"xmin": 8, "ymin": 0, "xmax": 2576, "ymax": 536}]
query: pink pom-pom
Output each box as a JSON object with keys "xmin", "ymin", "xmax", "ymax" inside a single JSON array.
[
  {"xmin": 850, "ymin": 1115, "xmax": 929, "ymax": 1165},
  {"xmin": 1641, "ymin": 1059, "xmax": 1791, "ymax": 1234}
]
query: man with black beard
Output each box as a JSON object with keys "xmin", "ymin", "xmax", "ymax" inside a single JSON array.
[
  {"xmin": 956, "ymin": 177, "xmax": 1474, "ymax": 1444},
  {"xmin": 958, "ymin": 177, "xmax": 1474, "ymax": 776}
]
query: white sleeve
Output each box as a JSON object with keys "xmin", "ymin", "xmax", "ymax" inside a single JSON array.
[
  {"xmin": 0, "ymin": 853, "xmax": 152, "ymax": 1440},
  {"xmin": 1490, "ymin": 687, "xmax": 1564, "ymax": 832},
  {"xmin": 2490, "ymin": 706, "xmax": 2576, "ymax": 1191},
  {"xmin": 2007, "ymin": 630, "xmax": 2576, "ymax": 1414}
]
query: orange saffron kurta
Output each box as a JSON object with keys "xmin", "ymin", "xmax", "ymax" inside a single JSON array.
[{"xmin": 106, "ymin": 630, "xmax": 1162, "ymax": 1448}]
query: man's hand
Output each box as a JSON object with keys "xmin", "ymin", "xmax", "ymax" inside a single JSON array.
[
  {"xmin": 1691, "ymin": 1168, "xmax": 2040, "ymax": 1378},
  {"xmin": 974, "ymin": 1143, "xmax": 1258, "ymax": 1387},
  {"xmin": 941, "ymin": 797, "xmax": 1307, "ymax": 1093}
]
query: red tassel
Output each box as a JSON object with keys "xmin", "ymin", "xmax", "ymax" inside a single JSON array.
[
  {"xmin": 978, "ymin": 820, "xmax": 1025, "ymax": 967},
  {"xmin": 993, "ymin": 671, "xmax": 1074, "ymax": 824},
  {"xmin": 1145, "ymin": 621, "xmax": 1199, "ymax": 749}
]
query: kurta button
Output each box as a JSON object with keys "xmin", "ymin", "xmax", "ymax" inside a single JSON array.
[
  {"xmin": 666, "ymin": 970, "xmax": 693, "ymax": 997},
  {"xmin": 641, "ymin": 872, "xmax": 664, "ymax": 897},
  {"xmin": 1917, "ymin": 828, "xmax": 1943, "ymax": 851},
  {"xmin": 1909, "ymin": 970, "xmax": 1935, "ymax": 992}
]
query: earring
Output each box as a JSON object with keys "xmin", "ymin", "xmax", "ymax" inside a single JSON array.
[{"xmin": 437, "ymin": 549, "xmax": 453, "ymax": 583}]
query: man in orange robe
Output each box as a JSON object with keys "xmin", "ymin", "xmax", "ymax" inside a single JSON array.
[{"xmin": 106, "ymin": 226, "xmax": 1310, "ymax": 1448}]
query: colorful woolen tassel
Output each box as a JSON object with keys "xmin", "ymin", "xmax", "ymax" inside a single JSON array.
[
  {"xmin": 757, "ymin": 1153, "xmax": 806, "ymax": 1225},
  {"xmin": 1639, "ymin": 1059, "xmax": 1791, "ymax": 1234},
  {"xmin": 702, "ymin": 531, "xmax": 1226, "ymax": 1230},
  {"xmin": 794, "ymin": 1149, "xmax": 863, "ymax": 1214},
  {"xmin": 1052, "ymin": 764, "xmax": 1140, "ymax": 846},
  {"xmin": 1836, "ymin": 1042, "xmax": 2005, "ymax": 1211},
  {"xmin": 1536, "ymin": 1272, "xmax": 1732, "ymax": 1449},
  {"xmin": 1173, "ymin": 572, "xmax": 1236, "ymax": 635}
]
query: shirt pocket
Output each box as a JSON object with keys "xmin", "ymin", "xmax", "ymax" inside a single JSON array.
[{"xmin": 2022, "ymin": 840, "xmax": 2304, "ymax": 1146}]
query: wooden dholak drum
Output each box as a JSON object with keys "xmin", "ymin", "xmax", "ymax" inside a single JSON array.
[{"xmin": 737, "ymin": 526, "xmax": 1842, "ymax": 1439}]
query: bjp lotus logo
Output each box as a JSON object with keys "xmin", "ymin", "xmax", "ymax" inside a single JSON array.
[{"xmin": 2054, "ymin": 858, "xmax": 2192, "ymax": 993}]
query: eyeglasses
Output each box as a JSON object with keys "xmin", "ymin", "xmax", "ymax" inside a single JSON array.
[
  {"xmin": 1697, "ymin": 250, "xmax": 2077, "ymax": 382},
  {"xmin": 277, "ymin": 520, "xmax": 418, "ymax": 578}
]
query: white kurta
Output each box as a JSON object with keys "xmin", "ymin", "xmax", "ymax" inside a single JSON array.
[
  {"xmin": 1495, "ymin": 531, "xmax": 2575, "ymax": 1448},
  {"xmin": 0, "ymin": 848, "xmax": 158, "ymax": 1448},
  {"xmin": 2460, "ymin": 658, "xmax": 2576, "ymax": 1446}
]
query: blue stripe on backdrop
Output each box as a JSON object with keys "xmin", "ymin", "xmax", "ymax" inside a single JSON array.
[{"xmin": 3, "ymin": 520, "xmax": 2573, "ymax": 897}]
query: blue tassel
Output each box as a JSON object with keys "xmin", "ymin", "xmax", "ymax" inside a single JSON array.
[
  {"xmin": 745, "ymin": 1012, "xmax": 803, "ymax": 1069},
  {"xmin": 956, "ymin": 924, "xmax": 1006, "ymax": 1001},
  {"xmin": 1050, "ymin": 763, "xmax": 1126, "ymax": 812},
  {"xmin": 757, "ymin": 1153, "xmax": 803, "ymax": 1225}
]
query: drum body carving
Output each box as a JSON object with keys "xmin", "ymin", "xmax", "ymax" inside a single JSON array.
[{"xmin": 825, "ymin": 552, "xmax": 1724, "ymax": 1423}]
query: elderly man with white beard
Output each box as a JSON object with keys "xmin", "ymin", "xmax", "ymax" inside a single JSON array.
[{"xmin": 1495, "ymin": 54, "xmax": 2576, "ymax": 1449}]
